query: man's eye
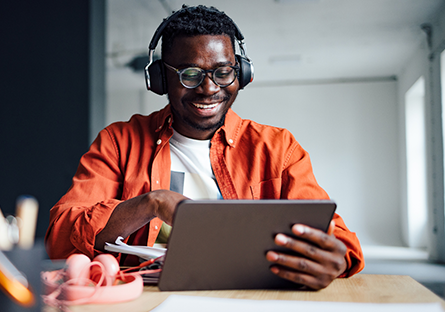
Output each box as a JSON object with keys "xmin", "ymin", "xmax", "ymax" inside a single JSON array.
[
  {"xmin": 182, "ymin": 69, "xmax": 201, "ymax": 80},
  {"xmin": 215, "ymin": 68, "xmax": 233, "ymax": 78}
]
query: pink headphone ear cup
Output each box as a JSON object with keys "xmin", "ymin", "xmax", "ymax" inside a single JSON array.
[
  {"xmin": 90, "ymin": 254, "xmax": 119, "ymax": 286},
  {"xmin": 65, "ymin": 254, "xmax": 91, "ymax": 285},
  {"xmin": 44, "ymin": 253, "xmax": 143, "ymax": 304}
]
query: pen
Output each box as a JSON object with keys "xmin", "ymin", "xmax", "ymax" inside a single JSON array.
[
  {"xmin": 0, "ymin": 251, "xmax": 35, "ymax": 307},
  {"xmin": 15, "ymin": 196, "xmax": 39, "ymax": 249},
  {"xmin": 0, "ymin": 208, "xmax": 13, "ymax": 251}
]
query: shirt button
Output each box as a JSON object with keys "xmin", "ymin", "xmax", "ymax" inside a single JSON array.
[
  {"xmin": 157, "ymin": 139, "xmax": 162, "ymax": 145},
  {"xmin": 229, "ymin": 139, "xmax": 234, "ymax": 144},
  {"xmin": 155, "ymin": 226, "xmax": 158, "ymax": 230}
]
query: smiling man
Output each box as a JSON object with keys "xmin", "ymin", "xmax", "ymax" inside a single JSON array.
[{"xmin": 45, "ymin": 5, "xmax": 364, "ymax": 290}]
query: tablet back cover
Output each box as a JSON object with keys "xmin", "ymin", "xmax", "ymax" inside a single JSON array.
[{"xmin": 158, "ymin": 200, "xmax": 336, "ymax": 291}]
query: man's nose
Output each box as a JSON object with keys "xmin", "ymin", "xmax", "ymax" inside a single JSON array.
[{"xmin": 196, "ymin": 73, "xmax": 220, "ymax": 95}]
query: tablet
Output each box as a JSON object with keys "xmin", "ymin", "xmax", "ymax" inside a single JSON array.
[{"xmin": 158, "ymin": 199, "xmax": 336, "ymax": 291}]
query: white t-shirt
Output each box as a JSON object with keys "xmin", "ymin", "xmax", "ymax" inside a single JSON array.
[
  {"xmin": 156, "ymin": 129, "xmax": 222, "ymax": 243},
  {"xmin": 169, "ymin": 129, "xmax": 222, "ymax": 200}
]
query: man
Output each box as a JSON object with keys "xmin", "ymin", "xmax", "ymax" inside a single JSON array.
[{"xmin": 45, "ymin": 5, "xmax": 364, "ymax": 290}]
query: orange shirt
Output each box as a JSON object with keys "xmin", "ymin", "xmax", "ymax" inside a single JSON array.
[{"xmin": 45, "ymin": 105, "xmax": 364, "ymax": 276}]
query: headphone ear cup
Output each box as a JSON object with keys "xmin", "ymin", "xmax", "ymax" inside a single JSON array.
[
  {"xmin": 146, "ymin": 59, "xmax": 167, "ymax": 95},
  {"xmin": 48, "ymin": 253, "xmax": 143, "ymax": 304},
  {"xmin": 236, "ymin": 54, "xmax": 254, "ymax": 89},
  {"xmin": 90, "ymin": 254, "xmax": 120, "ymax": 286},
  {"xmin": 65, "ymin": 254, "xmax": 91, "ymax": 285}
]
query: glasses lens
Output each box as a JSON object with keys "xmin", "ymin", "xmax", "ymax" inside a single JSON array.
[
  {"xmin": 180, "ymin": 68, "xmax": 203, "ymax": 88},
  {"xmin": 214, "ymin": 66, "xmax": 236, "ymax": 86}
]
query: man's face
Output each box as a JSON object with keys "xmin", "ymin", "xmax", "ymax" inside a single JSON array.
[{"xmin": 164, "ymin": 34, "xmax": 239, "ymax": 140}]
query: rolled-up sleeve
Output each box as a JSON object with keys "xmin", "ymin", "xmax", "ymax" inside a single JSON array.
[{"xmin": 45, "ymin": 128, "xmax": 124, "ymax": 259}]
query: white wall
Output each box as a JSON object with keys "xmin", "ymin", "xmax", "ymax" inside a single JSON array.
[{"xmin": 106, "ymin": 68, "xmax": 168, "ymax": 124}]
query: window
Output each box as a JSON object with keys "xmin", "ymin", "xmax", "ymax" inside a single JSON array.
[
  {"xmin": 405, "ymin": 76, "xmax": 427, "ymax": 248},
  {"xmin": 442, "ymin": 50, "xmax": 445, "ymax": 168}
]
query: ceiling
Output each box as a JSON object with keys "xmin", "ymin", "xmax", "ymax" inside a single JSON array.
[{"xmin": 106, "ymin": 0, "xmax": 445, "ymax": 90}]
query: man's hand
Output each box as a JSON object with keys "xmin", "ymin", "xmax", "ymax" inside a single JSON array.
[
  {"xmin": 94, "ymin": 190, "xmax": 188, "ymax": 251},
  {"xmin": 148, "ymin": 190, "xmax": 189, "ymax": 225},
  {"xmin": 266, "ymin": 220, "xmax": 347, "ymax": 290}
]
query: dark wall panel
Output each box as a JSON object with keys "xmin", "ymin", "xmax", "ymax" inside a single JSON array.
[{"xmin": 0, "ymin": 1, "xmax": 91, "ymax": 240}]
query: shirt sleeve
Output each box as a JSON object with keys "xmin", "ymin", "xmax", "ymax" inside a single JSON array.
[
  {"xmin": 281, "ymin": 140, "xmax": 365, "ymax": 277},
  {"xmin": 45, "ymin": 128, "xmax": 125, "ymax": 260}
]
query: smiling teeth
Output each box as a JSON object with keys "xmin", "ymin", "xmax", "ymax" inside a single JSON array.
[{"xmin": 193, "ymin": 103, "xmax": 219, "ymax": 109}]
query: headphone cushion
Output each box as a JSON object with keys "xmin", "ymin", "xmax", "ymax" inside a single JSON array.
[
  {"xmin": 236, "ymin": 54, "xmax": 253, "ymax": 89},
  {"xmin": 146, "ymin": 59, "xmax": 167, "ymax": 95},
  {"xmin": 90, "ymin": 254, "xmax": 120, "ymax": 286},
  {"xmin": 65, "ymin": 254, "xmax": 91, "ymax": 284}
]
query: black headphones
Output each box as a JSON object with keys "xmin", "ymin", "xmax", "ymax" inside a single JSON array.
[{"xmin": 144, "ymin": 7, "xmax": 254, "ymax": 95}]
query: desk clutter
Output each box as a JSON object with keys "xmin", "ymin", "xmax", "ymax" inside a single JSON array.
[
  {"xmin": 0, "ymin": 196, "xmax": 39, "ymax": 251},
  {"xmin": 105, "ymin": 236, "xmax": 165, "ymax": 284},
  {"xmin": 40, "ymin": 253, "xmax": 163, "ymax": 307},
  {"xmin": 41, "ymin": 254, "xmax": 143, "ymax": 306},
  {"xmin": 0, "ymin": 195, "xmax": 42, "ymax": 312}
]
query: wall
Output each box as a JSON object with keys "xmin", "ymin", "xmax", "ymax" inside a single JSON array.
[{"xmin": 106, "ymin": 67, "xmax": 168, "ymax": 124}]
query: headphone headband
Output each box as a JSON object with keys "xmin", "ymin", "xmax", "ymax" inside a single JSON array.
[{"xmin": 147, "ymin": 7, "xmax": 245, "ymax": 61}]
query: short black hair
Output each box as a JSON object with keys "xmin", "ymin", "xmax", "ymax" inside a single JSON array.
[{"xmin": 161, "ymin": 5, "xmax": 237, "ymax": 59}]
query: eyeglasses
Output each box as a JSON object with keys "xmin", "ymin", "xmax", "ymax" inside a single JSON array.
[{"xmin": 164, "ymin": 62, "xmax": 239, "ymax": 89}]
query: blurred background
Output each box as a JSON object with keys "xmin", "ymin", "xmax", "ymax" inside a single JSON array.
[{"xmin": 1, "ymin": 0, "xmax": 445, "ymax": 297}]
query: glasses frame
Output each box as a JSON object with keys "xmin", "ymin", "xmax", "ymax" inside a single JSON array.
[{"xmin": 163, "ymin": 62, "xmax": 239, "ymax": 89}]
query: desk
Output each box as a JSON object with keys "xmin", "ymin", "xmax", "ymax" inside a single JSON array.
[{"xmin": 63, "ymin": 274, "xmax": 444, "ymax": 312}]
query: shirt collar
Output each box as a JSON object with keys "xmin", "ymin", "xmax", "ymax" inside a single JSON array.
[
  {"xmin": 217, "ymin": 108, "xmax": 242, "ymax": 148},
  {"xmin": 155, "ymin": 104, "xmax": 173, "ymax": 133}
]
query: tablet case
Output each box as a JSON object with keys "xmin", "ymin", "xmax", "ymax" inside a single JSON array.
[{"xmin": 158, "ymin": 199, "xmax": 336, "ymax": 291}]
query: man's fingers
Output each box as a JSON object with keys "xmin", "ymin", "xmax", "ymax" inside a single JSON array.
[
  {"xmin": 268, "ymin": 223, "xmax": 348, "ymax": 290},
  {"xmin": 269, "ymin": 265, "xmax": 332, "ymax": 290},
  {"xmin": 291, "ymin": 224, "xmax": 342, "ymax": 252},
  {"xmin": 266, "ymin": 251, "xmax": 324, "ymax": 276},
  {"xmin": 273, "ymin": 234, "xmax": 336, "ymax": 265}
]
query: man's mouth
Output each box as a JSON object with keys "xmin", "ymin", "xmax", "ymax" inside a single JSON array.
[{"xmin": 191, "ymin": 102, "xmax": 221, "ymax": 109}]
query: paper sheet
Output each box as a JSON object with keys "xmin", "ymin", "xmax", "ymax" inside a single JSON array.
[
  {"xmin": 104, "ymin": 236, "xmax": 166, "ymax": 260},
  {"xmin": 150, "ymin": 295, "xmax": 444, "ymax": 312}
]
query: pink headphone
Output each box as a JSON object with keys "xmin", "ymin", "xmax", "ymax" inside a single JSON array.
[{"xmin": 41, "ymin": 254, "xmax": 143, "ymax": 305}]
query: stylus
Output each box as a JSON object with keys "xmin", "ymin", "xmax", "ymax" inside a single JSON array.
[{"xmin": 0, "ymin": 251, "xmax": 35, "ymax": 307}]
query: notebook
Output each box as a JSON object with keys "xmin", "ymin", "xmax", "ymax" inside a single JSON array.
[{"xmin": 157, "ymin": 199, "xmax": 336, "ymax": 291}]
